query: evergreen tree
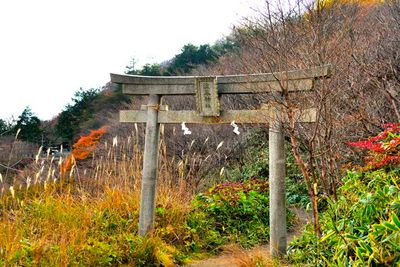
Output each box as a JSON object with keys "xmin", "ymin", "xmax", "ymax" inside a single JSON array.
[
  {"xmin": 125, "ymin": 58, "xmax": 139, "ymax": 75},
  {"xmin": 166, "ymin": 43, "xmax": 219, "ymax": 75},
  {"xmin": 55, "ymin": 88, "xmax": 100, "ymax": 144},
  {"xmin": 15, "ymin": 107, "xmax": 42, "ymax": 143},
  {"xmin": 140, "ymin": 63, "xmax": 163, "ymax": 76},
  {"xmin": 212, "ymin": 35, "xmax": 239, "ymax": 56},
  {"xmin": 125, "ymin": 59, "xmax": 164, "ymax": 76},
  {"xmin": 0, "ymin": 119, "xmax": 11, "ymax": 135},
  {"xmin": 0, "ymin": 119, "xmax": 5, "ymax": 134},
  {"xmin": 125, "ymin": 37, "xmax": 238, "ymax": 77}
]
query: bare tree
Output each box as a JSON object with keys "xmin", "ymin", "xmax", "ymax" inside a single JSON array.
[{"xmin": 198, "ymin": 0, "xmax": 400, "ymax": 235}]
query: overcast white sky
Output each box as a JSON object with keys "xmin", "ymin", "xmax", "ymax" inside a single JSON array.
[{"xmin": 0, "ymin": 0, "xmax": 263, "ymax": 121}]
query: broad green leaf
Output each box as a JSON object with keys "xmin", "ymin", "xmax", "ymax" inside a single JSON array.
[
  {"xmin": 337, "ymin": 220, "xmax": 345, "ymax": 231},
  {"xmin": 345, "ymin": 234, "xmax": 359, "ymax": 240},
  {"xmin": 356, "ymin": 247, "xmax": 366, "ymax": 263},
  {"xmin": 382, "ymin": 221, "xmax": 397, "ymax": 231},
  {"xmin": 320, "ymin": 230, "xmax": 335, "ymax": 242},
  {"xmin": 355, "ymin": 226, "xmax": 368, "ymax": 233},
  {"xmin": 392, "ymin": 212, "xmax": 400, "ymax": 229},
  {"xmin": 382, "ymin": 233, "xmax": 396, "ymax": 243},
  {"xmin": 373, "ymin": 224, "xmax": 385, "ymax": 232},
  {"xmin": 364, "ymin": 243, "xmax": 373, "ymax": 254},
  {"xmin": 389, "ymin": 240, "xmax": 400, "ymax": 250}
]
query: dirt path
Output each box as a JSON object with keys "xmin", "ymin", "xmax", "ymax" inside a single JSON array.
[
  {"xmin": 186, "ymin": 246, "xmax": 273, "ymax": 267},
  {"xmin": 186, "ymin": 208, "xmax": 310, "ymax": 267}
]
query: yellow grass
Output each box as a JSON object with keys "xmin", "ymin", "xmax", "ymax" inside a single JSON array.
[
  {"xmin": 0, "ymin": 129, "xmax": 201, "ymax": 265},
  {"xmin": 0, "ymin": 129, "xmax": 289, "ymax": 266}
]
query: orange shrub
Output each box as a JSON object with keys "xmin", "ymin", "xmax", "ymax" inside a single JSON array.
[
  {"xmin": 62, "ymin": 127, "xmax": 106, "ymax": 174},
  {"xmin": 318, "ymin": 0, "xmax": 383, "ymax": 7}
]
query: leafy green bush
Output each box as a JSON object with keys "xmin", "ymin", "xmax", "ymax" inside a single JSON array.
[
  {"xmin": 288, "ymin": 168, "xmax": 400, "ymax": 266},
  {"xmin": 286, "ymin": 154, "xmax": 310, "ymax": 209},
  {"xmin": 187, "ymin": 178, "xmax": 294, "ymax": 250},
  {"xmin": 123, "ymin": 236, "xmax": 177, "ymax": 267},
  {"xmin": 289, "ymin": 124, "xmax": 400, "ymax": 266},
  {"xmin": 227, "ymin": 129, "xmax": 310, "ymax": 209}
]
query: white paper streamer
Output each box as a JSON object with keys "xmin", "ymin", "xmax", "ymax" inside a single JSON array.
[
  {"xmin": 230, "ymin": 121, "xmax": 240, "ymax": 135},
  {"xmin": 181, "ymin": 122, "xmax": 192, "ymax": 135}
]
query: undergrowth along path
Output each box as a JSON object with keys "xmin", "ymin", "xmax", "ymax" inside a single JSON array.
[{"xmin": 187, "ymin": 208, "xmax": 310, "ymax": 267}]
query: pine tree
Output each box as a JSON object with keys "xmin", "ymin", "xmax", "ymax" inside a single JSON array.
[{"xmin": 15, "ymin": 107, "xmax": 42, "ymax": 143}]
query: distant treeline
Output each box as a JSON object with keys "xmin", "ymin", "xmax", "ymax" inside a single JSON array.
[
  {"xmin": 0, "ymin": 35, "xmax": 239, "ymax": 146},
  {"xmin": 125, "ymin": 36, "xmax": 238, "ymax": 76}
]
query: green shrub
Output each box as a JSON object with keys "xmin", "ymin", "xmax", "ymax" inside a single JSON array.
[
  {"xmin": 187, "ymin": 178, "xmax": 294, "ymax": 250},
  {"xmin": 125, "ymin": 236, "xmax": 177, "ymax": 267},
  {"xmin": 227, "ymin": 130, "xmax": 310, "ymax": 209},
  {"xmin": 288, "ymin": 168, "xmax": 400, "ymax": 266}
]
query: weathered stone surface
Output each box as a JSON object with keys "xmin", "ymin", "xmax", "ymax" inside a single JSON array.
[
  {"xmin": 111, "ymin": 65, "xmax": 331, "ymax": 95},
  {"xmin": 139, "ymin": 95, "xmax": 160, "ymax": 236},
  {"xmin": 195, "ymin": 77, "xmax": 220, "ymax": 116},
  {"xmin": 120, "ymin": 108, "xmax": 317, "ymax": 124}
]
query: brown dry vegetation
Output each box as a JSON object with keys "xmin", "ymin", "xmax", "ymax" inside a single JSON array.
[
  {"xmin": 0, "ymin": 0, "xmax": 399, "ymax": 265},
  {"xmin": 194, "ymin": 0, "xmax": 400, "ymax": 234},
  {"xmin": 0, "ymin": 130, "xmax": 197, "ymax": 265},
  {"xmin": 2, "ymin": 125, "xmax": 278, "ymax": 265}
]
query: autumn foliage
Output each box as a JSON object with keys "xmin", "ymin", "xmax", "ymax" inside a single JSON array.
[
  {"xmin": 62, "ymin": 127, "xmax": 106, "ymax": 174},
  {"xmin": 318, "ymin": 0, "xmax": 383, "ymax": 7},
  {"xmin": 348, "ymin": 123, "xmax": 400, "ymax": 169}
]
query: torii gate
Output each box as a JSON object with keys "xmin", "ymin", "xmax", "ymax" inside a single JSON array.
[{"xmin": 110, "ymin": 65, "xmax": 331, "ymax": 256}]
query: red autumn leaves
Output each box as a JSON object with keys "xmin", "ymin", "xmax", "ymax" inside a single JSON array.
[{"xmin": 348, "ymin": 123, "xmax": 400, "ymax": 169}]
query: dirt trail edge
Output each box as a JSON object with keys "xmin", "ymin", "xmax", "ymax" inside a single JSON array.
[{"xmin": 186, "ymin": 208, "xmax": 310, "ymax": 267}]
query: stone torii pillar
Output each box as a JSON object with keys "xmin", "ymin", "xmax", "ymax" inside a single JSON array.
[
  {"xmin": 110, "ymin": 65, "xmax": 331, "ymax": 256},
  {"xmin": 269, "ymin": 103, "xmax": 287, "ymax": 256},
  {"xmin": 140, "ymin": 94, "xmax": 160, "ymax": 236}
]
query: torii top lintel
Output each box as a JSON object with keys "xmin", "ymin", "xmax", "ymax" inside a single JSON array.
[{"xmin": 110, "ymin": 65, "xmax": 331, "ymax": 96}]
